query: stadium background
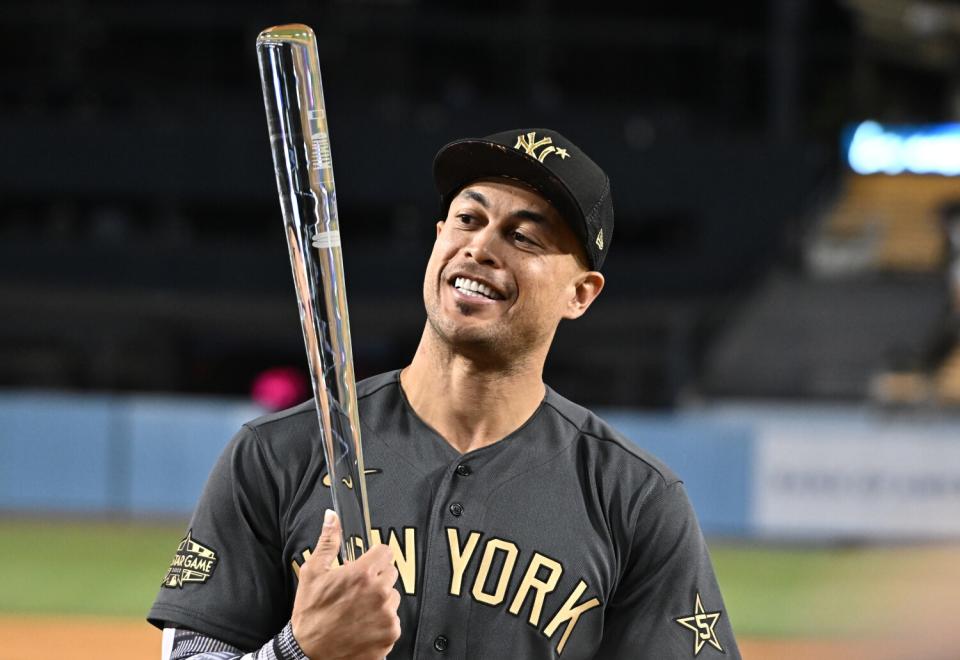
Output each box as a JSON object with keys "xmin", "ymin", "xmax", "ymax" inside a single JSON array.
[{"xmin": 2, "ymin": 0, "xmax": 960, "ymax": 658}]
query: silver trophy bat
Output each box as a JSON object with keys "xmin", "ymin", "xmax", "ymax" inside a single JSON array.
[{"xmin": 256, "ymin": 24, "xmax": 372, "ymax": 561}]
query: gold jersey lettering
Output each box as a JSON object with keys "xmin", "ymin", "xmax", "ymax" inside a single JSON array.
[
  {"xmin": 369, "ymin": 527, "xmax": 417, "ymax": 595},
  {"xmin": 543, "ymin": 580, "xmax": 602, "ymax": 655},
  {"xmin": 508, "ymin": 552, "xmax": 563, "ymax": 627},
  {"xmin": 446, "ymin": 528, "xmax": 481, "ymax": 596},
  {"xmin": 288, "ymin": 523, "xmax": 602, "ymax": 654},
  {"xmin": 471, "ymin": 538, "xmax": 519, "ymax": 606}
]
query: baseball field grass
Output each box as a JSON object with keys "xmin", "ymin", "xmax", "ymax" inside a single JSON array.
[{"xmin": 0, "ymin": 517, "xmax": 956, "ymax": 658}]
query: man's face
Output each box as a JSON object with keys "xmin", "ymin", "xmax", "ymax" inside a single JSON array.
[{"xmin": 422, "ymin": 178, "xmax": 603, "ymax": 362}]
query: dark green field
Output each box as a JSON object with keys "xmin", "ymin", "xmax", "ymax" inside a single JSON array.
[{"xmin": 0, "ymin": 518, "xmax": 946, "ymax": 640}]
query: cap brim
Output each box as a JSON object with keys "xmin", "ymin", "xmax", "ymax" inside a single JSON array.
[{"xmin": 433, "ymin": 139, "xmax": 586, "ymax": 248}]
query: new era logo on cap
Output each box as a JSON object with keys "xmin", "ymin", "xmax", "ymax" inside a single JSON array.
[{"xmin": 432, "ymin": 128, "xmax": 614, "ymax": 270}]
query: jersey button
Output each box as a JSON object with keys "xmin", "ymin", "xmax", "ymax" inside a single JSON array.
[
  {"xmin": 433, "ymin": 635, "xmax": 449, "ymax": 652},
  {"xmin": 455, "ymin": 463, "xmax": 472, "ymax": 477},
  {"xmin": 449, "ymin": 502, "xmax": 464, "ymax": 517}
]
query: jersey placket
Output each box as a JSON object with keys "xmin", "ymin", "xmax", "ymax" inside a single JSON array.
[{"xmin": 411, "ymin": 452, "xmax": 488, "ymax": 659}]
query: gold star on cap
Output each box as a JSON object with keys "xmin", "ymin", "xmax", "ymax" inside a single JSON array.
[
  {"xmin": 674, "ymin": 593, "xmax": 723, "ymax": 656},
  {"xmin": 555, "ymin": 147, "xmax": 570, "ymax": 159}
]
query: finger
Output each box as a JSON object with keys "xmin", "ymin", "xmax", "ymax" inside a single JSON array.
[
  {"xmin": 375, "ymin": 563, "xmax": 400, "ymax": 589},
  {"xmin": 311, "ymin": 508, "xmax": 342, "ymax": 569},
  {"xmin": 386, "ymin": 587, "xmax": 401, "ymax": 611},
  {"xmin": 358, "ymin": 543, "xmax": 394, "ymax": 571},
  {"xmin": 371, "ymin": 543, "xmax": 395, "ymax": 565}
]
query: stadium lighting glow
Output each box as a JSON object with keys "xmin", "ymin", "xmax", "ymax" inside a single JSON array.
[{"xmin": 845, "ymin": 120, "xmax": 960, "ymax": 176}]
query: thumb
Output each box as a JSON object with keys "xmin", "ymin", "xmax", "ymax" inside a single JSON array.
[{"xmin": 311, "ymin": 508, "xmax": 342, "ymax": 572}]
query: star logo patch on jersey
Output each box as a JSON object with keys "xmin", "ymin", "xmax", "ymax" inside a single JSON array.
[
  {"xmin": 162, "ymin": 530, "xmax": 219, "ymax": 589},
  {"xmin": 674, "ymin": 592, "xmax": 724, "ymax": 655}
]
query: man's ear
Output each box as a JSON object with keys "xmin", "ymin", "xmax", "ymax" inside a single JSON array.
[
  {"xmin": 436, "ymin": 220, "xmax": 445, "ymax": 237},
  {"xmin": 563, "ymin": 271, "xmax": 605, "ymax": 320}
]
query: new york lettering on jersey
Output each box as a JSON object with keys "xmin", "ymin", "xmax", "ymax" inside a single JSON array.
[
  {"xmin": 148, "ymin": 370, "xmax": 737, "ymax": 658},
  {"xmin": 291, "ymin": 524, "xmax": 603, "ymax": 655}
]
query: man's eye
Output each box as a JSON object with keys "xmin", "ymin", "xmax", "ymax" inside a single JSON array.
[
  {"xmin": 456, "ymin": 214, "xmax": 475, "ymax": 224},
  {"xmin": 513, "ymin": 231, "xmax": 532, "ymax": 244}
]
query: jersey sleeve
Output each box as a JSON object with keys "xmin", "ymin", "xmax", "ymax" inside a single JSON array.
[
  {"xmin": 148, "ymin": 424, "xmax": 291, "ymax": 650},
  {"xmin": 596, "ymin": 481, "xmax": 740, "ymax": 659}
]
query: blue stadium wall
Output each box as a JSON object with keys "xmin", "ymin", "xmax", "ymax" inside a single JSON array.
[{"xmin": 2, "ymin": 392, "xmax": 959, "ymax": 540}]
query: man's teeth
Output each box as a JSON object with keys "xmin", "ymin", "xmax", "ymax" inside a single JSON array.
[{"xmin": 454, "ymin": 277, "xmax": 499, "ymax": 300}]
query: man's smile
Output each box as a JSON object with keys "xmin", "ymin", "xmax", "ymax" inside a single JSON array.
[
  {"xmin": 441, "ymin": 268, "xmax": 511, "ymax": 312},
  {"xmin": 452, "ymin": 277, "xmax": 505, "ymax": 301}
]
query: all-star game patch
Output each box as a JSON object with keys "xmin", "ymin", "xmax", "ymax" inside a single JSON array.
[{"xmin": 162, "ymin": 530, "xmax": 219, "ymax": 589}]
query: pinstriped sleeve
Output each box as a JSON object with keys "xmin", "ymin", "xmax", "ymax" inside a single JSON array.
[{"xmin": 166, "ymin": 622, "xmax": 306, "ymax": 660}]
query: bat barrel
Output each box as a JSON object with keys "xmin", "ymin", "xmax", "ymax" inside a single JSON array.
[{"xmin": 256, "ymin": 24, "xmax": 372, "ymax": 560}]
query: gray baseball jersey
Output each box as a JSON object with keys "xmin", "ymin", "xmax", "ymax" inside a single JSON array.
[{"xmin": 148, "ymin": 370, "xmax": 739, "ymax": 658}]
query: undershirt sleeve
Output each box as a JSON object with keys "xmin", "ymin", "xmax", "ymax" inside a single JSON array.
[
  {"xmin": 164, "ymin": 623, "xmax": 307, "ymax": 660},
  {"xmin": 148, "ymin": 425, "xmax": 291, "ymax": 649},
  {"xmin": 595, "ymin": 481, "xmax": 741, "ymax": 659}
]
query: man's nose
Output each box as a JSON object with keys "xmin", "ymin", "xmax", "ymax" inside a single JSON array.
[{"xmin": 462, "ymin": 227, "xmax": 502, "ymax": 266}]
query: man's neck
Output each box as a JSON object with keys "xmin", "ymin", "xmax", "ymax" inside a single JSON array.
[{"xmin": 400, "ymin": 328, "xmax": 548, "ymax": 455}]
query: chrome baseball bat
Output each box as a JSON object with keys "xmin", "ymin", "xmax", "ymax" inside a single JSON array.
[{"xmin": 256, "ymin": 24, "xmax": 372, "ymax": 561}]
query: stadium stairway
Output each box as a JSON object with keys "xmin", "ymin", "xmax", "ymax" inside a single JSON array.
[
  {"xmin": 699, "ymin": 272, "xmax": 947, "ymax": 399},
  {"xmin": 813, "ymin": 174, "xmax": 956, "ymax": 273},
  {"xmin": 935, "ymin": 345, "xmax": 960, "ymax": 404}
]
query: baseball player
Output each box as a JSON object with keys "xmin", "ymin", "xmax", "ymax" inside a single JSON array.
[{"xmin": 149, "ymin": 128, "xmax": 740, "ymax": 659}]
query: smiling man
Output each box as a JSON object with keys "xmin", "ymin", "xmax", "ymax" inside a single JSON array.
[{"xmin": 148, "ymin": 129, "xmax": 740, "ymax": 659}]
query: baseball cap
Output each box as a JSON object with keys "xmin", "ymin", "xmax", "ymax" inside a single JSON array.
[{"xmin": 432, "ymin": 128, "xmax": 614, "ymax": 270}]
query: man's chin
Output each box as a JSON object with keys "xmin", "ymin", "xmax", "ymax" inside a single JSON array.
[
  {"xmin": 428, "ymin": 315, "xmax": 503, "ymax": 352},
  {"xmin": 443, "ymin": 324, "xmax": 499, "ymax": 347}
]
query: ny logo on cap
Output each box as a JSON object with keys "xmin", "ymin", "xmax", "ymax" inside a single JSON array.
[{"xmin": 514, "ymin": 132, "xmax": 570, "ymax": 163}]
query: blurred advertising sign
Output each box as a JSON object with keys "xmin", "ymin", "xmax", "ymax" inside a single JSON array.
[
  {"xmin": 843, "ymin": 121, "xmax": 960, "ymax": 176},
  {"xmin": 753, "ymin": 428, "xmax": 960, "ymax": 539}
]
